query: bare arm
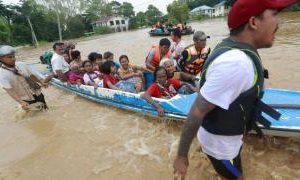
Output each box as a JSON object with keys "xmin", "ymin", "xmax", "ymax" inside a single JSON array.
[
  {"xmin": 179, "ymin": 72, "xmax": 195, "ymax": 82},
  {"xmin": 119, "ymin": 72, "xmax": 136, "ymax": 80},
  {"xmin": 145, "ymin": 58, "xmax": 156, "ymax": 71},
  {"xmin": 55, "ymin": 70, "xmax": 68, "ymax": 82},
  {"xmin": 173, "ymin": 94, "xmax": 215, "ymax": 178},
  {"xmin": 141, "ymin": 92, "xmax": 164, "ymax": 116},
  {"xmin": 29, "ymin": 74, "xmax": 48, "ymax": 88},
  {"xmin": 177, "ymin": 94, "xmax": 215, "ymax": 156}
]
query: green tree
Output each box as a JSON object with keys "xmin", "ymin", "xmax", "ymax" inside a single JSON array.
[
  {"xmin": 63, "ymin": 15, "xmax": 85, "ymax": 39},
  {"xmin": 136, "ymin": 11, "xmax": 146, "ymax": 27},
  {"xmin": 145, "ymin": 4, "xmax": 162, "ymax": 25},
  {"xmin": 119, "ymin": 2, "xmax": 135, "ymax": 17},
  {"xmin": 0, "ymin": 16, "xmax": 11, "ymax": 43},
  {"xmin": 167, "ymin": 1, "xmax": 189, "ymax": 24}
]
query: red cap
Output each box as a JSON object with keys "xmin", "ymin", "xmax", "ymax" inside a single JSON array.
[{"xmin": 228, "ymin": 0, "xmax": 297, "ymax": 31}]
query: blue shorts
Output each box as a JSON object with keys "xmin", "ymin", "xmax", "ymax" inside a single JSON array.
[{"xmin": 206, "ymin": 149, "xmax": 242, "ymax": 180}]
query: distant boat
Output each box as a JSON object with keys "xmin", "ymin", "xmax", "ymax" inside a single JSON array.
[
  {"xmin": 149, "ymin": 29, "xmax": 195, "ymax": 37},
  {"xmin": 32, "ymin": 65, "xmax": 300, "ymax": 138}
]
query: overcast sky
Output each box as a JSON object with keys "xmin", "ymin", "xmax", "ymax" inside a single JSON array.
[{"xmin": 2, "ymin": 0, "xmax": 174, "ymax": 14}]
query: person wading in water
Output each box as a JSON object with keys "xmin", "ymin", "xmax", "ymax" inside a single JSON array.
[{"xmin": 173, "ymin": 0, "xmax": 297, "ymax": 179}]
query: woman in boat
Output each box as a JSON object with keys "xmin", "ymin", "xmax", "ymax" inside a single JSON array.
[
  {"xmin": 140, "ymin": 67, "xmax": 182, "ymax": 116},
  {"xmin": 70, "ymin": 50, "xmax": 83, "ymax": 67},
  {"xmin": 101, "ymin": 61, "xmax": 135, "ymax": 93},
  {"xmin": 82, "ymin": 60, "xmax": 103, "ymax": 88},
  {"xmin": 103, "ymin": 51, "xmax": 120, "ymax": 69},
  {"xmin": 118, "ymin": 55, "xmax": 148, "ymax": 93}
]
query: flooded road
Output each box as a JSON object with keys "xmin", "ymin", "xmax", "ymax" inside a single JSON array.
[{"xmin": 0, "ymin": 12, "xmax": 300, "ymax": 179}]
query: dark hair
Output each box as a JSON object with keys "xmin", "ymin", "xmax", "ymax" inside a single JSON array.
[
  {"xmin": 52, "ymin": 42, "xmax": 64, "ymax": 50},
  {"xmin": 119, "ymin": 55, "xmax": 129, "ymax": 63},
  {"xmin": 171, "ymin": 28, "xmax": 181, "ymax": 38},
  {"xmin": 103, "ymin": 51, "xmax": 114, "ymax": 59},
  {"xmin": 88, "ymin": 52, "xmax": 102, "ymax": 62},
  {"xmin": 101, "ymin": 60, "xmax": 115, "ymax": 74},
  {"xmin": 71, "ymin": 50, "xmax": 80, "ymax": 60},
  {"xmin": 82, "ymin": 60, "xmax": 92, "ymax": 67},
  {"xmin": 153, "ymin": 66, "xmax": 167, "ymax": 81},
  {"xmin": 159, "ymin": 38, "xmax": 171, "ymax": 47}
]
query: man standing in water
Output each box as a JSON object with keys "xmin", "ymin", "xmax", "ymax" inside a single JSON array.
[
  {"xmin": 173, "ymin": 0, "xmax": 297, "ymax": 179},
  {"xmin": 0, "ymin": 45, "xmax": 48, "ymax": 110}
]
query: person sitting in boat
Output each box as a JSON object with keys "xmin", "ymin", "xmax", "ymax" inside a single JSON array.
[
  {"xmin": 0, "ymin": 45, "xmax": 48, "ymax": 110},
  {"xmin": 177, "ymin": 31, "xmax": 211, "ymax": 76},
  {"xmin": 103, "ymin": 51, "xmax": 120, "ymax": 69},
  {"xmin": 160, "ymin": 58, "xmax": 199, "ymax": 94},
  {"xmin": 170, "ymin": 28, "xmax": 186, "ymax": 60},
  {"xmin": 64, "ymin": 42, "xmax": 76, "ymax": 61},
  {"xmin": 88, "ymin": 52, "xmax": 104, "ymax": 71},
  {"xmin": 62, "ymin": 51, "xmax": 71, "ymax": 64},
  {"xmin": 68, "ymin": 64, "xmax": 83, "ymax": 85},
  {"xmin": 82, "ymin": 60, "xmax": 103, "ymax": 88},
  {"xmin": 70, "ymin": 50, "xmax": 83, "ymax": 67},
  {"xmin": 51, "ymin": 42, "xmax": 70, "ymax": 82},
  {"xmin": 145, "ymin": 38, "xmax": 172, "ymax": 71},
  {"xmin": 101, "ymin": 61, "xmax": 135, "ymax": 93},
  {"xmin": 176, "ymin": 22, "xmax": 184, "ymax": 31},
  {"xmin": 118, "ymin": 55, "xmax": 148, "ymax": 93},
  {"xmin": 141, "ymin": 67, "xmax": 181, "ymax": 116}
]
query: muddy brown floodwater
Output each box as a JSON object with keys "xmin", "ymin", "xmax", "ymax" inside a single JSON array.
[{"xmin": 0, "ymin": 12, "xmax": 299, "ymax": 180}]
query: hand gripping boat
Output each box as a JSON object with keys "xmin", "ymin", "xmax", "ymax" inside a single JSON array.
[{"xmin": 33, "ymin": 67, "xmax": 300, "ymax": 138}]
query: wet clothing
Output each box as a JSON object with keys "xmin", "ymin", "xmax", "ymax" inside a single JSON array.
[
  {"xmin": 206, "ymin": 148, "xmax": 242, "ymax": 180},
  {"xmin": 178, "ymin": 45, "xmax": 210, "ymax": 75},
  {"xmin": 147, "ymin": 79, "xmax": 180, "ymax": 98},
  {"xmin": 171, "ymin": 40, "xmax": 186, "ymax": 59},
  {"xmin": 0, "ymin": 62, "xmax": 42, "ymax": 101}
]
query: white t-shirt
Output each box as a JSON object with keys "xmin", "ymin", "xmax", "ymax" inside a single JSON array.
[
  {"xmin": 51, "ymin": 53, "xmax": 69, "ymax": 74},
  {"xmin": 83, "ymin": 71, "xmax": 101, "ymax": 85},
  {"xmin": 197, "ymin": 49, "xmax": 255, "ymax": 160},
  {"xmin": 0, "ymin": 62, "xmax": 41, "ymax": 101},
  {"xmin": 171, "ymin": 40, "xmax": 186, "ymax": 58}
]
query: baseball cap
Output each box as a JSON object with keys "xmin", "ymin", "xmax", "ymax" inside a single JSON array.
[
  {"xmin": 228, "ymin": 0, "xmax": 297, "ymax": 31},
  {"xmin": 0, "ymin": 45, "xmax": 16, "ymax": 56},
  {"xmin": 193, "ymin": 31, "xmax": 210, "ymax": 41}
]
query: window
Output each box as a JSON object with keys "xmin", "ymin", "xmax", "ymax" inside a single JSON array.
[
  {"xmin": 121, "ymin": 20, "xmax": 125, "ymax": 24},
  {"xmin": 110, "ymin": 21, "xmax": 114, "ymax": 26},
  {"xmin": 116, "ymin": 20, "xmax": 120, "ymax": 25}
]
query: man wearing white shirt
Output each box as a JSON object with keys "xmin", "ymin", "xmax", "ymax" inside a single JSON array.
[
  {"xmin": 51, "ymin": 42, "xmax": 69, "ymax": 82},
  {"xmin": 173, "ymin": 0, "xmax": 297, "ymax": 179}
]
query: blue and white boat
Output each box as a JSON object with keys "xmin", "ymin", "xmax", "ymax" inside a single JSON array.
[{"xmin": 33, "ymin": 67, "xmax": 300, "ymax": 138}]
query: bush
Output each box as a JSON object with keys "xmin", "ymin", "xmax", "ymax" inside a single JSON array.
[
  {"xmin": 190, "ymin": 13, "xmax": 208, "ymax": 21},
  {"xmin": 94, "ymin": 26, "xmax": 113, "ymax": 34}
]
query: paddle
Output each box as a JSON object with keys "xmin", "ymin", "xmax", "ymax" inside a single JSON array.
[{"xmin": 269, "ymin": 104, "xmax": 300, "ymax": 109}]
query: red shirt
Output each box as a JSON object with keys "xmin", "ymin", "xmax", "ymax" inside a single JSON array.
[
  {"xmin": 103, "ymin": 74, "xmax": 119, "ymax": 88},
  {"xmin": 147, "ymin": 78, "xmax": 181, "ymax": 98}
]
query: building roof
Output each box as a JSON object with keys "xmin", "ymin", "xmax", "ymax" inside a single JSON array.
[
  {"xmin": 94, "ymin": 15, "xmax": 128, "ymax": 23},
  {"xmin": 214, "ymin": 1, "xmax": 226, "ymax": 7},
  {"xmin": 190, "ymin": 5, "xmax": 214, "ymax": 13}
]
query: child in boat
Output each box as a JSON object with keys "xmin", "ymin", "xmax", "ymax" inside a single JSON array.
[
  {"xmin": 70, "ymin": 50, "xmax": 83, "ymax": 67},
  {"xmin": 103, "ymin": 51, "xmax": 120, "ymax": 69},
  {"xmin": 118, "ymin": 55, "xmax": 148, "ymax": 93},
  {"xmin": 140, "ymin": 67, "xmax": 182, "ymax": 116},
  {"xmin": 88, "ymin": 52, "xmax": 104, "ymax": 71},
  {"xmin": 101, "ymin": 61, "xmax": 135, "ymax": 93},
  {"xmin": 82, "ymin": 60, "xmax": 103, "ymax": 88},
  {"xmin": 68, "ymin": 64, "xmax": 83, "ymax": 84}
]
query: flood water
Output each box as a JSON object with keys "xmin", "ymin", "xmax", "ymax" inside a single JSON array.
[{"xmin": 0, "ymin": 12, "xmax": 300, "ymax": 179}]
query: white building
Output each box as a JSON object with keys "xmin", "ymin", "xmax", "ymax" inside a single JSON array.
[
  {"xmin": 190, "ymin": 5, "xmax": 215, "ymax": 17},
  {"xmin": 213, "ymin": 1, "xmax": 231, "ymax": 17},
  {"xmin": 91, "ymin": 15, "xmax": 129, "ymax": 32}
]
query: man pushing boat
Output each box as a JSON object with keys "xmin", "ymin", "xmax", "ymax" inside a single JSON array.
[{"xmin": 173, "ymin": 0, "xmax": 297, "ymax": 179}]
